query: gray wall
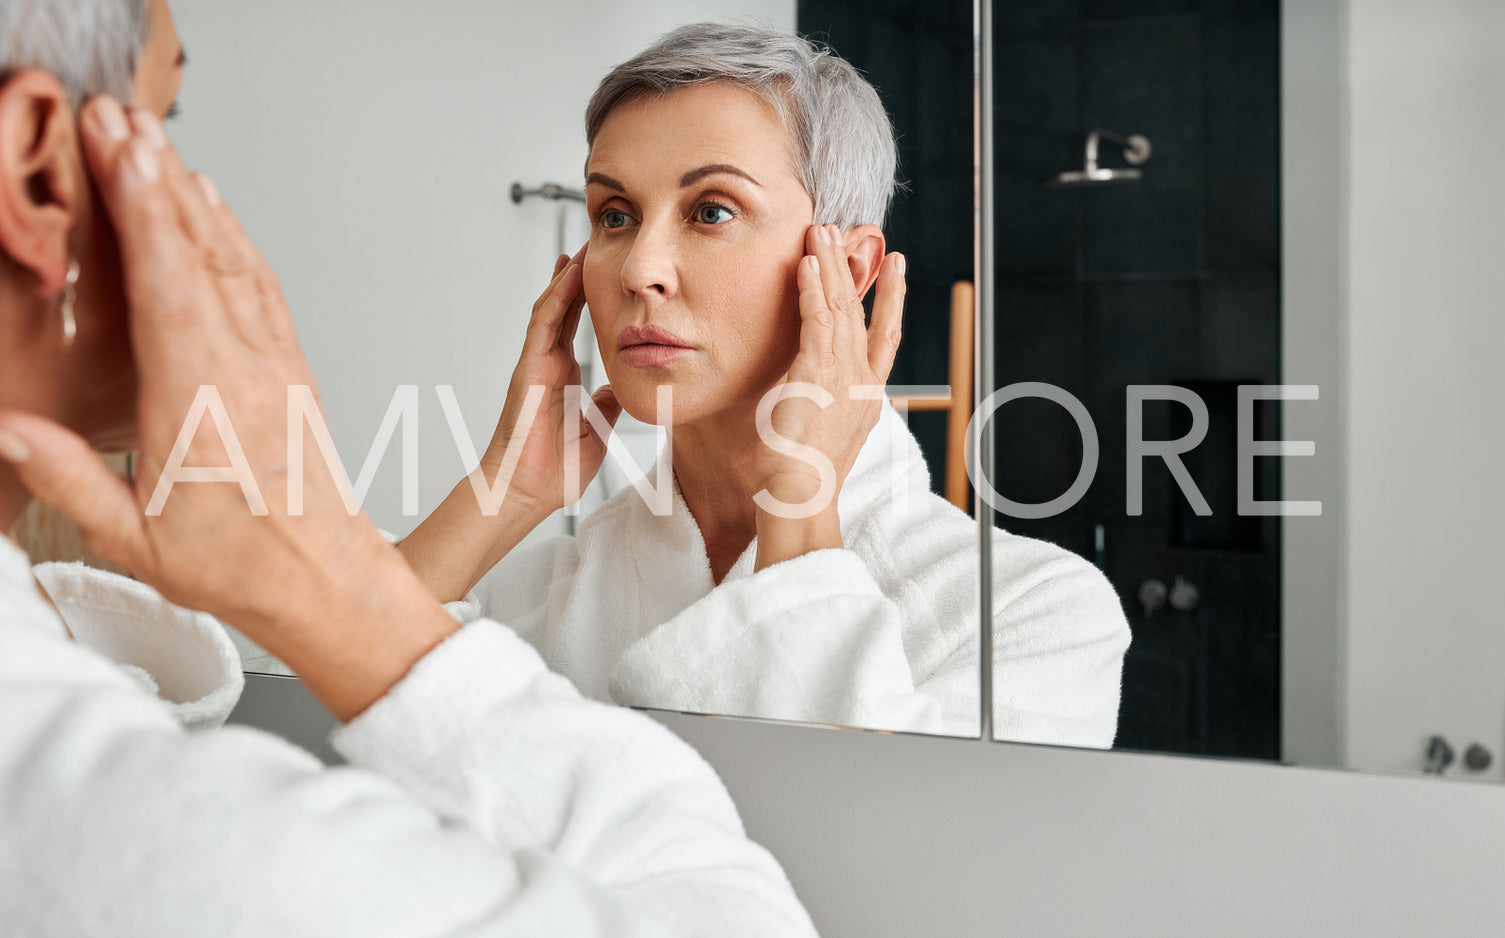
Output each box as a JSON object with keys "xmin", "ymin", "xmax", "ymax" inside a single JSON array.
[
  {"xmin": 235, "ymin": 673, "xmax": 1505, "ymax": 937},
  {"xmin": 1339, "ymin": 0, "xmax": 1505, "ymax": 776}
]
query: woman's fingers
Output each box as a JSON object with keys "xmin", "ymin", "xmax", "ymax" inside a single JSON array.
[
  {"xmin": 129, "ymin": 109, "xmax": 224, "ymax": 266},
  {"xmin": 795, "ymin": 253, "xmax": 834, "ymax": 359},
  {"xmin": 523, "ymin": 261, "xmax": 584, "ymax": 357},
  {"xmin": 866, "ymin": 252, "xmax": 907, "ymax": 381},
  {"xmin": 810, "ymin": 224, "xmax": 865, "ymax": 321},
  {"xmin": 556, "ymin": 287, "xmax": 587, "ymax": 353},
  {"xmin": 189, "ymin": 173, "xmax": 301, "ymax": 347},
  {"xmin": 580, "ymin": 385, "xmax": 622, "ymax": 452},
  {"xmin": 77, "ymin": 97, "xmax": 213, "ymax": 373}
]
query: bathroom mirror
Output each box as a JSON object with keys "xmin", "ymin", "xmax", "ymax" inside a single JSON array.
[
  {"xmin": 984, "ymin": 0, "xmax": 1505, "ymax": 784},
  {"xmin": 166, "ymin": 0, "xmax": 986, "ymax": 738}
]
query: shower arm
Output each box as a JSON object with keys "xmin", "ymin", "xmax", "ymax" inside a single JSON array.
[{"xmin": 1084, "ymin": 129, "xmax": 1151, "ymax": 171}]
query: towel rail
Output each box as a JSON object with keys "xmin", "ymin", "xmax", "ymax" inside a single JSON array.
[{"xmin": 509, "ymin": 181, "xmax": 585, "ymax": 204}]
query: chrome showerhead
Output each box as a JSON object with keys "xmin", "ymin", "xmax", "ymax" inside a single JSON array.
[{"xmin": 1044, "ymin": 129, "xmax": 1152, "ymax": 188}]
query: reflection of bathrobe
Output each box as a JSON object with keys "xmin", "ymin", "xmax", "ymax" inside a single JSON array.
[
  {"xmin": 0, "ymin": 540, "xmax": 813, "ymax": 936},
  {"xmin": 465, "ymin": 404, "xmax": 1131, "ymax": 745}
]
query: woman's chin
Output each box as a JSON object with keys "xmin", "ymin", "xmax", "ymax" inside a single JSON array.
[{"xmin": 618, "ymin": 393, "xmax": 675, "ymax": 427}]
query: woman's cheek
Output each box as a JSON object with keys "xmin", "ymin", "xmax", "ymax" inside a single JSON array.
[{"xmin": 582, "ymin": 256, "xmax": 613, "ymax": 314}]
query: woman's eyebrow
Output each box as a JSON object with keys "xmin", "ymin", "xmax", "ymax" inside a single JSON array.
[
  {"xmin": 679, "ymin": 164, "xmax": 761, "ymax": 188},
  {"xmin": 585, "ymin": 172, "xmax": 626, "ymax": 192}
]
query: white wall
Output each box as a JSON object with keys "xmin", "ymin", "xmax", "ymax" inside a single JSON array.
[
  {"xmin": 1283, "ymin": 0, "xmax": 1505, "ymax": 779},
  {"xmin": 1340, "ymin": 0, "xmax": 1505, "ymax": 776},
  {"xmin": 169, "ymin": 0, "xmax": 794, "ymax": 539}
]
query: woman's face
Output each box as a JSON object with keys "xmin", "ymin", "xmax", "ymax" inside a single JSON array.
[{"xmin": 583, "ymin": 82, "xmax": 815, "ymax": 427}]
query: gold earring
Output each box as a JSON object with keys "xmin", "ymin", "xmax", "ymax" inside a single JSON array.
[{"xmin": 59, "ymin": 259, "xmax": 80, "ymax": 347}]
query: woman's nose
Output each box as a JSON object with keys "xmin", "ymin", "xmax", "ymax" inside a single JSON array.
[{"xmin": 619, "ymin": 221, "xmax": 678, "ymax": 300}]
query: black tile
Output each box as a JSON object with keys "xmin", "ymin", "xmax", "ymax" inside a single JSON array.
[
  {"xmin": 899, "ymin": 27, "xmax": 974, "ymax": 284},
  {"xmin": 1168, "ymin": 380, "xmax": 1265, "ymax": 550},
  {"xmin": 1108, "ymin": 524, "xmax": 1204, "ymax": 751},
  {"xmin": 1194, "ymin": 548, "xmax": 1280, "ymax": 757},
  {"xmin": 888, "ymin": 277, "xmax": 953, "ymax": 387},
  {"xmin": 1203, "ymin": 14, "xmax": 1280, "ymax": 271},
  {"xmin": 1079, "ymin": 0, "xmax": 1200, "ymax": 25},
  {"xmin": 1083, "ymin": 280, "xmax": 1201, "ymax": 524},
  {"xmin": 994, "ymin": 34, "xmax": 1081, "ymax": 278},
  {"xmin": 990, "ymin": 282, "xmax": 1091, "ymax": 514},
  {"xmin": 1203, "ymin": 0, "xmax": 1277, "ymax": 21},
  {"xmin": 798, "ymin": 0, "xmax": 859, "ymax": 50},
  {"xmin": 995, "ymin": 0, "xmax": 1077, "ymax": 37},
  {"xmin": 995, "ymin": 281, "xmax": 1086, "ymax": 387},
  {"xmin": 1199, "ymin": 275, "xmax": 1279, "ymax": 381},
  {"xmin": 1080, "ymin": 18, "xmax": 1204, "ymax": 275}
]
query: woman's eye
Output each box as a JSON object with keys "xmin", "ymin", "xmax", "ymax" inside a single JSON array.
[
  {"xmin": 599, "ymin": 209, "xmax": 631, "ymax": 230},
  {"xmin": 695, "ymin": 203, "xmax": 735, "ymax": 225}
]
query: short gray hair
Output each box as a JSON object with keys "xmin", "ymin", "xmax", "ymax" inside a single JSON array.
[
  {"xmin": 586, "ymin": 22, "xmax": 899, "ymax": 229},
  {"xmin": 0, "ymin": 0, "xmax": 149, "ymax": 106}
]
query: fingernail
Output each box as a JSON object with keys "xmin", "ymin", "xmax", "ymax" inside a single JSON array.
[
  {"xmin": 128, "ymin": 138, "xmax": 160, "ymax": 182},
  {"xmin": 194, "ymin": 174, "xmax": 222, "ymax": 206},
  {"xmin": 894, "ymin": 253, "xmax": 907, "ymax": 275},
  {"xmin": 90, "ymin": 97, "xmax": 129, "ymax": 142},
  {"xmin": 129, "ymin": 108, "xmax": 168, "ymax": 149},
  {"xmin": 0, "ymin": 428, "xmax": 31, "ymax": 463},
  {"xmin": 806, "ymin": 254, "xmax": 820, "ymax": 273},
  {"xmin": 828, "ymin": 224, "xmax": 842, "ymax": 243}
]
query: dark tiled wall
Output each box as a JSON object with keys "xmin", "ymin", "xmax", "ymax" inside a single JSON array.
[
  {"xmin": 993, "ymin": 0, "xmax": 1282, "ymax": 758},
  {"xmin": 801, "ymin": 0, "xmax": 1282, "ymax": 759},
  {"xmin": 798, "ymin": 0, "xmax": 975, "ymax": 486}
]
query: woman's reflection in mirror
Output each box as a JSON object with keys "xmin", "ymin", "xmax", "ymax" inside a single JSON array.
[{"xmin": 400, "ymin": 23, "xmax": 1132, "ymax": 744}]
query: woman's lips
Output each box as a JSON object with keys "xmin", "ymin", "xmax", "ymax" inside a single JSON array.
[
  {"xmin": 617, "ymin": 324, "xmax": 693, "ymax": 368},
  {"xmin": 618, "ymin": 344, "xmax": 692, "ymax": 368}
]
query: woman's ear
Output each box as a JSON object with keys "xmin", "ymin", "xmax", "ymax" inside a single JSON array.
[
  {"xmin": 0, "ymin": 70, "xmax": 83, "ymax": 298},
  {"xmin": 841, "ymin": 224, "xmax": 887, "ymax": 300}
]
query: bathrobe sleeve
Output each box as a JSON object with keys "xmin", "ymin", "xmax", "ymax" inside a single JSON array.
[
  {"xmin": 988, "ymin": 535, "xmax": 1132, "ymax": 749},
  {"xmin": 0, "ymin": 615, "xmax": 816, "ymax": 937}
]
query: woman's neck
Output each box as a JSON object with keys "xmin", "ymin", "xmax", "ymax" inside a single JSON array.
[{"xmin": 670, "ymin": 408, "xmax": 769, "ymax": 584}]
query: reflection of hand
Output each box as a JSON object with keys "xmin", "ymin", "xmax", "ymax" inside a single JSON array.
[
  {"xmin": 0, "ymin": 99, "xmax": 457, "ymax": 720},
  {"xmin": 398, "ymin": 249, "xmax": 621, "ymax": 603},
  {"xmin": 752, "ymin": 224, "xmax": 905, "ymax": 570},
  {"xmin": 480, "ymin": 248, "xmax": 622, "ymax": 517}
]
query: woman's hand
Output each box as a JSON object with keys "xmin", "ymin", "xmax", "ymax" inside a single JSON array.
[
  {"xmin": 395, "ymin": 248, "xmax": 621, "ymax": 603},
  {"xmin": 478, "ymin": 248, "xmax": 621, "ymax": 518},
  {"xmin": 0, "ymin": 98, "xmax": 457, "ymax": 720},
  {"xmin": 752, "ymin": 223, "xmax": 906, "ymax": 570}
]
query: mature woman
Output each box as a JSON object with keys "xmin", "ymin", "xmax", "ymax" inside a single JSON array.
[
  {"xmin": 0, "ymin": 2, "xmax": 813, "ymax": 934},
  {"xmin": 402, "ymin": 24, "xmax": 1131, "ymax": 744}
]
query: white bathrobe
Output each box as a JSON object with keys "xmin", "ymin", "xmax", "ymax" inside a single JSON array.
[
  {"xmin": 463, "ymin": 404, "xmax": 1132, "ymax": 745},
  {"xmin": 0, "ymin": 539, "xmax": 815, "ymax": 937}
]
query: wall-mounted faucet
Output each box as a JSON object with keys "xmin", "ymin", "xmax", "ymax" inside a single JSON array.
[{"xmin": 1423, "ymin": 735, "xmax": 1455, "ymax": 774}]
